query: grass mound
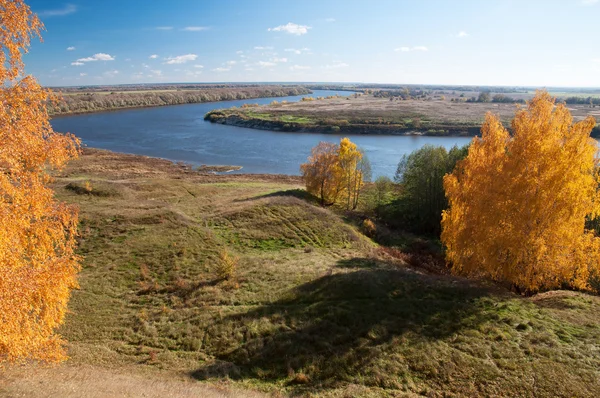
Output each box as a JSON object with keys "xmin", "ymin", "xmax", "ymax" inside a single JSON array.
[
  {"xmin": 65, "ymin": 180, "xmax": 122, "ymax": 197},
  {"xmin": 39, "ymin": 150, "xmax": 600, "ymax": 397},
  {"xmin": 210, "ymin": 197, "xmax": 371, "ymax": 251}
]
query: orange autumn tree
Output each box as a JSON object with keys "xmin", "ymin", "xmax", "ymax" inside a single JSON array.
[
  {"xmin": 301, "ymin": 141, "xmax": 342, "ymax": 206},
  {"xmin": 442, "ymin": 91, "xmax": 600, "ymax": 293},
  {"xmin": 301, "ymin": 137, "xmax": 369, "ymax": 209},
  {"xmin": 0, "ymin": 0, "xmax": 81, "ymax": 362}
]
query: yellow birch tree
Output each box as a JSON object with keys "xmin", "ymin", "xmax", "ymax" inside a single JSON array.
[
  {"xmin": 0, "ymin": 0, "xmax": 81, "ymax": 362},
  {"xmin": 442, "ymin": 91, "xmax": 600, "ymax": 292}
]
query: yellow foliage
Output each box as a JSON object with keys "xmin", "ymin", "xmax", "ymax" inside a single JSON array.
[
  {"xmin": 0, "ymin": 0, "xmax": 81, "ymax": 362},
  {"xmin": 338, "ymin": 137, "xmax": 365, "ymax": 210},
  {"xmin": 300, "ymin": 142, "xmax": 343, "ymax": 206},
  {"xmin": 442, "ymin": 91, "xmax": 600, "ymax": 292},
  {"xmin": 362, "ymin": 219, "xmax": 376, "ymax": 237},
  {"xmin": 216, "ymin": 250, "xmax": 238, "ymax": 280},
  {"xmin": 300, "ymin": 138, "xmax": 368, "ymax": 209}
]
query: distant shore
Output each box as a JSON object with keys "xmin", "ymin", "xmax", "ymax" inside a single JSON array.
[
  {"xmin": 48, "ymin": 85, "xmax": 312, "ymax": 116},
  {"xmin": 205, "ymin": 93, "xmax": 600, "ymax": 137},
  {"xmin": 205, "ymin": 112, "xmax": 481, "ymax": 136}
]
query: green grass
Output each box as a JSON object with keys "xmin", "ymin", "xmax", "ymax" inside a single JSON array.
[
  {"xmin": 50, "ymin": 150, "xmax": 600, "ymax": 397},
  {"xmin": 279, "ymin": 115, "xmax": 313, "ymax": 124}
]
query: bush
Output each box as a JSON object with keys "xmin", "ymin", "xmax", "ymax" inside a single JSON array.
[
  {"xmin": 362, "ymin": 219, "xmax": 376, "ymax": 237},
  {"xmin": 215, "ymin": 250, "xmax": 238, "ymax": 280},
  {"xmin": 392, "ymin": 144, "xmax": 469, "ymax": 236}
]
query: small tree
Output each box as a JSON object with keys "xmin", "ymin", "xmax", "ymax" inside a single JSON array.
[
  {"xmin": 301, "ymin": 138, "xmax": 369, "ymax": 209},
  {"xmin": 477, "ymin": 91, "xmax": 491, "ymax": 102},
  {"xmin": 300, "ymin": 142, "xmax": 342, "ymax": 206},
  {"xmin": 215, "ymin": 250, "xmax": 238, "ymax": 281},
  {"xmin": 394, "ymin": 144, "xmax": 468, "ymax": 235},
  {"xmin": 442, "ymin": 91, "xmax": 600, "ymax": 292},
  {"xmin": 338, "ymin": 138, "xmax": 365, "ymax": 210}
]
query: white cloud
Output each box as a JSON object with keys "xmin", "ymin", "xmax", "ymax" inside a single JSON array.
[
  {"xmin": 67, "ymin": 46, "xmax": 75, "ymax": 51},
  {"xmin": 71, "ymin": 61, "xmax": 84, "ymax": 66},
  {"xmin": 194, "ymin": 64, "xmax": 204, "ymax": 68},
  {"xmin": 290, "ymin": 65, "xmax": 310, "ymax": 71},
  {"xmin": 268, "ymin": 22, "xmax": 310, "ymax": 35},
  {"xmin": 156, "ymin": 26, "xmax": 173, "ymax": 30},
  {"xmin": 182, "ymin": 26, "xmax": 209, "ymax": 31},
  {"xmin": 165, "ymin": 54, "xmax": 197, "ymax": 64},
  {"xmin": 226, "ymin": 60, "xmax": 237, "ymax": 65},
  {"xmin": 325, "ymin": 18, "xmax": 336, "ymax": 22},
  {"xmin": 324, "ymin": 62, "xmax": 349, "ymax": 69},
  {"xmin": 142, "ymin": 63, "xmax": 150, "ymax": 68},
  {"xmin": 79, "ymin": 73, "xmax": 87, "ymax": 76},
  {"xmin": 150, "ymin": 70, "xmax": 162, "ymax": 76},
  {"xmin": 236, "ymin": 50, "xmax": 244, "ymax": 54},
  {"xmin": 149, "ymin": 54, "xmax": 158, "ymax": 59},
  {"xmin": 257, "ymin": 61, "xmax": 276, "ymax": 67},
  {"xmin": 457, "ymin": 31, "xmax": 469, "ymax": 38},
  {"xmin": 212, "ymin": 67, "xmax": 231, "ymax": 72},
  {"xmin": 271, "ymin": 57, "xmax": 288, "ymax": 63},
  {"xmin": 582, "ymin": 0, "xmax": 598, "ymax": 5},
  {"xmin": 254, "ymin": 46, "xmax": 274, "ymax": 50},
  {"xmin": 39, "ymin": 4, "xmax": 77, "ymax": 17},
  {"xmin": 103, "ymin": 70, "xmax": 119, "ymax": 78},
  {"xmin": 284, "ymin": 48, "xmax": 311, "ymax": 55},
  {"xmin": 77, "ymin": 53, "xmax": 115, "ymax": 62},
  {"xmin": 394, "ymin": 46, "xmax": 428, "ymax": 52}
]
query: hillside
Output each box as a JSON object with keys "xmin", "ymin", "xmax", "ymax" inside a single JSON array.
[{"xmin": 2, "ymin": 149, "xmax": 599, "ymax": 397}]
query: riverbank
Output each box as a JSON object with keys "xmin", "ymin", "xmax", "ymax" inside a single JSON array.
[
  {"xmin": 6, "ymin": 147, "xmax": 595, "ymax": 397},
  {"xmin": 49, "ymin": 85, "xmax": 311, "ymax": 116},
  {"xmin": 205, "ymin": 93, "xmax": 600, "ymax": 137}
]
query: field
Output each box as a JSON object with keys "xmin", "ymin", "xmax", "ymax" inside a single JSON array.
[
  {"xmin": 1, "ymin": 149, "xmax": 600, "ymax": 397},
  {"xmin": 206, "ymin": 93, "xmax": 600, "ymax": 136}
]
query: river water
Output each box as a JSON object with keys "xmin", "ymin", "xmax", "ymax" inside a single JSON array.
[{"xmin": 50, "ymin": 90, "xmax": 473, "ymax": 178}]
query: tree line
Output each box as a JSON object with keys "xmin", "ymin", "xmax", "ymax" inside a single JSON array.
[{"xmin": 48, "ymin": 86, "xmax": 311, "ymax": 115}]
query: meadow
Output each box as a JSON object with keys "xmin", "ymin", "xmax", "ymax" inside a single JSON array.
[
  {"xmin": 205, "ymin": 92, "xmax": 600, "ymax": 136},
  {"xmin": 2, "ymin": 148, "xmax": 598, "ymax": 397}
]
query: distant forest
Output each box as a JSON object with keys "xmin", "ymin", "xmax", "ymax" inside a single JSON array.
[{"xmin": 48, "ymin": 85, "xmax": 311, "ymax": 115}]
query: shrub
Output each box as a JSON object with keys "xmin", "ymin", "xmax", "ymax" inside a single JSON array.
[
  {"xmin": 362, "ymin": 219, "xmax": 376, "ymax": 237},
  {"xmin": 215, "ymin": 250, "xmax": 238, "ymax": 280}
]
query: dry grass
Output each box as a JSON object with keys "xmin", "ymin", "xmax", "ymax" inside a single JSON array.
[
  {"xmin": 5, "ymin": 148, "xmax": 595, "ymax": 397},
  {"xmin": 0, "ymin": 364, "xmax": 266, "ymax": 398},
  {"xmin": 208, "ymin": 94, "xmax": 600, "ymax": 135}
]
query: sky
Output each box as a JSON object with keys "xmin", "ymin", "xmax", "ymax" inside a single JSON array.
[{"xmin": 23, "ymin": 0, "xmax": 600, "ymax": 87}]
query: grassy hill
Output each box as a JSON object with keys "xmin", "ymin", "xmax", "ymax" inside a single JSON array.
[{"xmin": 2, "ymin": 149, "xmax": 599, "ymax": 397}]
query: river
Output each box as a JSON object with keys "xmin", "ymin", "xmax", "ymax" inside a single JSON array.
[{"xmin": 50, "ymin": 90, "xmax": 473, "ymax": 178}]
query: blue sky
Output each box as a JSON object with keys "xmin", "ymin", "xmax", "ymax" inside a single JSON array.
[{"xmin": 24, "ymin": 0, "xmax": 600, "ymax": 87}]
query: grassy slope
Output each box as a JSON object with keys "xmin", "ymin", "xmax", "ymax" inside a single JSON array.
[{"xmin": 3, "ymin": 149, "xmax": 599, "ymax": 397}]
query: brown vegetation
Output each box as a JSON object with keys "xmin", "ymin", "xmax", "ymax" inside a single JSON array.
[
  {"xmin": 49, "ymin": 85, "xmax": 311, "ymax": 115},
  {"xmin": 206, "ymin": 92, "xmax": 600, "ymax": 136}
]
